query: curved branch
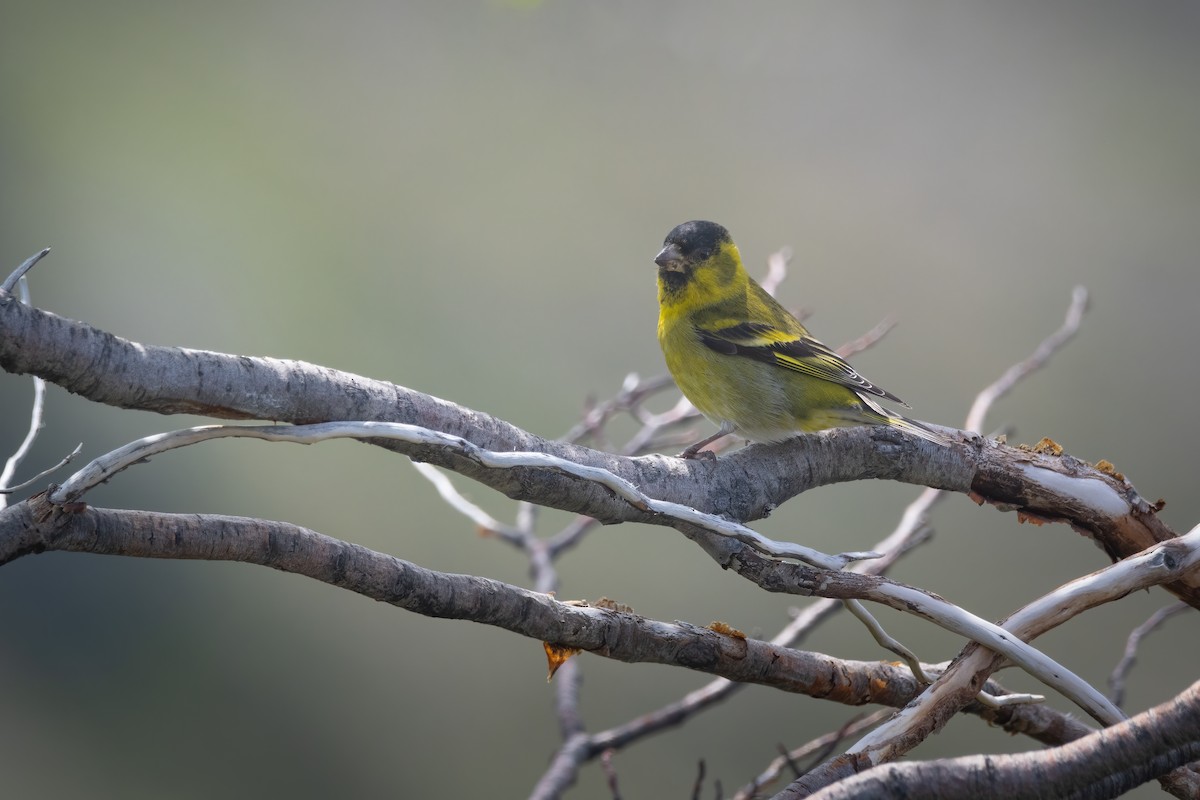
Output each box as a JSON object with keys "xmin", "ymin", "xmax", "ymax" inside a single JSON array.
[
  {"xmin": 0, "ymin": 493, "xmax": 1096, "ymax": 745},
  {"xmin": 775, "ymin": 524, "xmax": 1200, "ymax": 796},
  {"xmin": 801, "ymin": 679, "xmax": 1200, "ymax": 800},
  {"xmin": 25, "ymin": 416, "xmax": 1128, "ymax": 721},
  {"xmin": 0, "ymin": 294, "xmax": 1189, "ymax": 607}
]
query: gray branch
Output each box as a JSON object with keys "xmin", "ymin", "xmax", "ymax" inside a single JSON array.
[{"xmin": 0, "ymin": 292, "xmax": 1192, "ymax": 609}]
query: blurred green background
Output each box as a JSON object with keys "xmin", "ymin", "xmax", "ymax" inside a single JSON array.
[{"xmin": 2, "ymin": 2, "xmax": 1198, "ymax": 798}]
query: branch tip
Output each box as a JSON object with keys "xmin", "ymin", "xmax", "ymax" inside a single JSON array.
[{"xmin": 1, "ymin": 247, "xmax": 52, "ymax": 294}]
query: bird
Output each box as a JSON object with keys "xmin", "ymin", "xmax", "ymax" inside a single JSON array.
[{"xmin": 653, "ymin": 220, "xmax": 949, "ymax": 457}]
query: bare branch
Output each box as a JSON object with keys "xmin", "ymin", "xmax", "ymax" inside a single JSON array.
[
  {"xmin": 3, "ymin": 296, "xmax": 1189, "ymax": 609},
  {"xmin": 773, "ymin": 287, "xmax": 1187, "ymax": 797},
  {"xmin": 1, "ymin": 272, "xmax": 53, "ymax": 506},
  {"xmin": 729, "ymin": 545, "xmax": 1124, "ymax": 724},
  {"xmin": 733, "ymin": 710, "xmax": 892, "ymax": 800},
  {"xmin": 0, "ymin": 495, "xmax": 908, "ymax": 689},
  {"xmin": 842, "ymin": 597, "xmax": 934, "ymax": 684},
  {"xmin": 48, "ymin": 420, "xmax": 879, "ymax": 570},
  {"xmin": 0, "ymin": 493, "xmax": 1097, "ymax": 750},
  {"xmin": 788, "ymin": 523, "xmax": 1200, "ymax": 795},
  {"xmin": 834, "ymin": 316, "xmax": 898, "ymax": 360},
  {"xmin": 964, "ymin": 285, "xmax": 1089, "ymax": 434},
  {"xmin": 44, "ymin": 418, "xmax": 1124, "ymax": 719},
  {"xmin": 1, "ymin": 443, "xmax": 83, "ymax": 496},
  {"xmin": 1109, "ymin": 601, "xmax": 1192, "ymax": 708},
  {"xmin": 0, "ymin": 247, "xmax": 51, "ymax": 294},
  {"xmin": 559, "ymin": 372, "xmax": 677, "ymax": 447},
  {"xmin": 799, "ymin": 679, "xmax": 1200, "ymax": 800},
  {"xmin": 760, "ymin": 247, "xmax": 792, "ymax": 297},
  {"xmin": 409, "ymin": 461, "xmax": 526, "ymax": 545}
]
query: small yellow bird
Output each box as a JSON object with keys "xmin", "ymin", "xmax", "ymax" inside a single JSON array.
[{"xmin": 653, "ymin": 220, "xmax": 949, "ymax": 457}]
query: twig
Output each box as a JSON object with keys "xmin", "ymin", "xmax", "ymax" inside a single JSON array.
[
  {"xmin": 601, "ymin": 749, "xmax": 621, "ymax": 800},
  {"xmin": 845, "ymin": 522, "xmax": 1200, "ymax": 764},
  {"xmin": 409, "ymin": 461, "xmax": 526, "ymax": 545},
  {"xmin": 760, "ymin": 248, "xmax": 792, "ymax": 297},
  {"xmin": 732, "ymin": 711, "xmax": 891, "ymax": 800},
  {"xmin": 834, "ymin": 316, "xmax": 898, "ymax": 360},
  {"xmin": 964, "ymin": 285, "xmax": 1089, "ymax": 434},
  {"xmin": 842, "ymin": 598, "xmax": 933, "ymax": 684},
  {"xmin": 559, "ymin": 372, "xmax": 677, "ymax": 447},
  {"xmin": 0, "ymin": 247, "xmax": 51, "ymax": 294},
  {"xmin": 1, "ymin": 273, "xmax": 54, "ymax": 507},
  {"xmin": 546, "ymin": 515, "xmax": 599, "ymax": 559},
  {"xmin": 803, "ymin": 679, "xmax": 1200, "ymax": 800},
  {"xmin": 778, "ymin": 742, "xmax": 804, "ymax": 779},
  {"xmin": 1, "ymin": 444, "xmax": 83, "ymax": 496},
  {"xmin": 1109, "ymin": 601, "xmax": 1191, "ymax": 708}
]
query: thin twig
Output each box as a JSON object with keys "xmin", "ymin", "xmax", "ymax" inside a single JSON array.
[
  {"xmin": 842, "ymin": 598, "xmax": 932, "ymax": 683},
  {"xmin": 964, "ymin": 286, "xmax": 1089, "ymax": 434},
  {"xmin": 0, "ymin": 247, "xmax": 51, "ymax": 294},
  {"xmin": 760, "ymin": 248, "xmax": 792, "ymax": 296},
  {"xmin": 847, "ymin": 522, "xmax": 1200, "ymax": 764},
  {"xmin": 1, "ymin": 275, "xmax": 53, "ymax": 507},
  {"xmin": 559, "ymin": 372, "xmax": 677, "ymax": 446},
  {"xmin": 600, "ymin": 749, "xmax": 622, "ymax": 800},
  {"xmin": 1, "ymin": 444, "xmax": 83, "ymax": 496},
  {"xmin": 732, "ymin": 710, "xmax": 891, "ymax": 800},
  {"xmin": 409, "ymin": 461, "xmax": 526, "ymax": 545},
  {"xmin": 1109, "ymin": 601, "xmax": 1191, "ymax": 708},
  {"xmin": 834, "ymin": 316, "xmax": 898, "ymax": 360},
  {"xmin": 805, "ymin": 679, "xmax": 1200, "ymax": 800}
]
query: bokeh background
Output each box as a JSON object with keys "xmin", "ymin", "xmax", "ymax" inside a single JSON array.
[{"xmin": 2, "ymin": 2, "xmax": 1198, "ymax": 798}]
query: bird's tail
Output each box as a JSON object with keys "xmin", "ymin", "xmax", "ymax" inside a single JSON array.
[
  {"xmin": 849, "ymin": 395, "xmax": 954, "ymax": 446},
  {"xmin": 881, "ymin": 413, "xmax": 952, "ymax": 445}
]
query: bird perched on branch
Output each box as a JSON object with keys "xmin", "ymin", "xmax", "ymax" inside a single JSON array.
[{"xmin": 653, "ymin": 220, "xmax": 949, "ymax": 458}]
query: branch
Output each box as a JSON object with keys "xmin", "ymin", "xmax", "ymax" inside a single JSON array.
[
  {"xmin": 556, "ymin": 286, "xmax": 1118, "ymax": 796},
  {"xmin": 40, "ymin": 420, "xmax": 1125, "ymax": 720},
  {"xmin": 802, "ymin": 679, "xmax": 1200, "ymax": 800},
  {"xmin": 0, "ymin": 265, "xmax": 72, "ymax": 505},
  {"xmin": 1109, "ymin": 602, "xmax": 1191, "ymax": 708},
  {"xmin": 0, "ymin": 493, "xmax": 1099, "ymax": 745},
  {"xmin": 0, "ymin": 247, "xmax": 51, "ymax": 294},
  {"xmin": 778, "ymin": 523, "xmax": 1200, "ymax": 796},
  {"xmin": 46, "ymin": 421, "xmax": 874, "ymax": 570},
  {"xmin": 732, "ymin": 711, "xmax": 893, "ymax": 800},
  {"xmin": 963, "ymin": 285, "xmax": 1089, "ymax": 434},
  {"xmin": 1, "ymin": 293, "xmax": 1191, "ymax": 608}
]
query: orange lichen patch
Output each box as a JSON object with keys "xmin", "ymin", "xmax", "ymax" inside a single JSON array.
[
  {"xmin": 1017, "ymin": 510, "xmax": 1056, "ymax": 526},
  {"xmin": 1031, "ymin": 438, "xmax": 1064, "ymax": 456},
  {"xmin": 707, "ymin": 621, "xmax": 746, "ymax": 639},
  {"xmin": 1094, "ymin": 459, "xmax": 1126, "ymax": 481},
  {"xmin": 543, "ymin": 642, "xmax": 583, "ymax": 681}
]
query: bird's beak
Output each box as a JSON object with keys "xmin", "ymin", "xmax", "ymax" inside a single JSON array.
[{"xmin": 654, "ymin": 243, "xmax": 684, "ymax": 269}]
